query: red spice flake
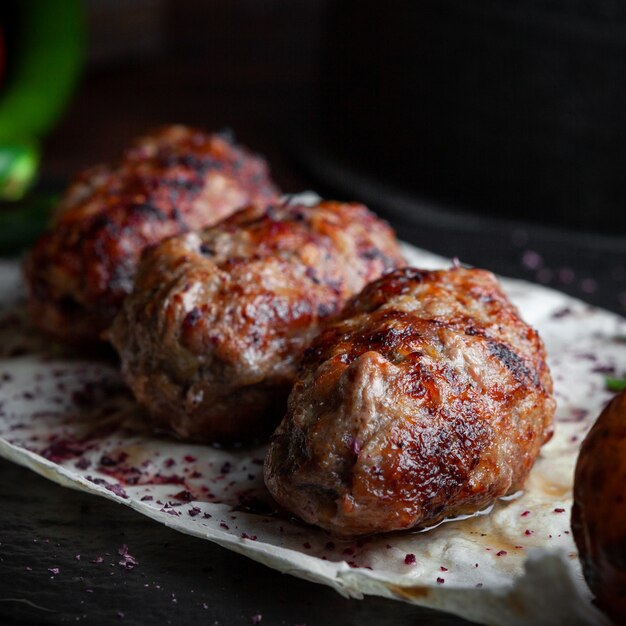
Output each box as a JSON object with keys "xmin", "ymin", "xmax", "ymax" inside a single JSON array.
[
  {"xmin": 565, "ymin": 408, "xmax": 589, "ymax": 423},
  {"xmin": 220, "ymin": 522, "xmax": 229, "ymax": 530},
  {"xmin": 436, "ymin": 577, "xmax": 445, "ymax": 584},
  {"xmin": 581, "ymin": 278, "xmax": 597, "ymax": 294},
  {"xmin": 440, "ymin": 566, "xmax": 448, "ymax": 572},
  {"xmin": 524, "ymin": 530, "xmax": 534, "ymax": 536},
  {"xmin": 190, "ymin": 471, "xmax": 202, "ymax": 479},
  {"xmin": 303, "ymin": 542, "xmax": 312, "ymax": 549},
  {"xmin": 87, "ymin": 477, "xmax": 128, "ymax": 499},
  {"xmin": 41, "ymin": 437, "xmax": 85, "ymax": 463},
  {"xmin": 75, "ymin": 458, "xmax": 91, "ymax": 470},
  {"xmin": 521, "ymin": 250, "xmax": 543, "ymax": 270},
  {"xmin": 188, "ymin": 507, "xmax": 201, "ymax": 517},
  {"xmin": 514, "ymin": 546, "xmax": 524, "ymax": 549},
  {"xmin": 202, "ymin": 513, "xmax": 212, "ymax": 519},
  {"xmin": 342, "ymin": 547, "xmax": 355, "ymax": 556},
  {"xmin": 164, "ymin": 458, "xmax": 176, "ymax": 468},
  {"xmin": 160, "ymin": 508, "xmax": 180, "ymax": 516},
  {"xmin": 118, "ymin": 545, "xmax": 138, "ymax": 570},
  {"xmin": 474, "ymin": 563, "xmax": 479, "ymax": 568},
  {"xmin": 48, "ymin": 567, "xmax": 60, "ymax": 575},
  {"xmin": 183, "ymin": 455, "xmax": 196, "ymax": 463},
  {"xmin": 251, "ymin": 614, "xmax": 262, "ymax": 624},
  {"xmin": 152, "ymin": 473, "xmax": 185, "ymax": 485},
  {"xmin": 404, "ymin": 553, "xmax": 416, "ymax": 565},
  {"xmin": 172, "ymin": 490, "xmax": 194, "ymax": 502},
  {"xmin": 220, "ymin": 462, "xmax": 232, "ymax": 475},
  {"xmin": 106, "ymin": 483, "xmax": 129, "ymax": 499},
  {"xmin": 241, "ymin": 533, "xmax": 257, "ymax": 540},
  {"xmin": 554, "ymin": 508, "xmax": 565, "ymax": 513},
  {"xmin": 496, "ymin": 550, "xmax": 507, "ymax": 557},
  {"xmin": 557, "ymin": 269, "xmax": 576, "ymax": 285},
  {"xmin": 520, "ymin": 510, "xmax": 531, "ymax": 517},
  {"xmin": 140, "ymin": 495, "xmax": 153, "ymax": 502}
]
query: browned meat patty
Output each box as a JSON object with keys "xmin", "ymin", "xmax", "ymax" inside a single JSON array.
[
  {"xmin": 24, "ymin": 125, "xmax": 279, "ymax": 343},
  {"xmin": 109, "ymin": 200, "xmax": 405, "ymax": 442},
  {"xmin": 265, "ymin": 267, "xmax": 556, "ymax": 537}
]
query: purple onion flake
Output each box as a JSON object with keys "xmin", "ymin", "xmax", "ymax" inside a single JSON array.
[
  {"xmin": 118, "ymin": 545, "xmax": 138, "ymax": 570},
  {"xmin": 521, "ymin": 250, "xmax": 543, "ymax": 270}
]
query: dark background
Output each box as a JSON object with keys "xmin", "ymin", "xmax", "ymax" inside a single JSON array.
[
  {"xmin": 1, "ymin": 2, "xmax": 625, "ymax": 624},
  {"xmin": 38, "ymin": 0, "xmax": 626, "ymax": 315}
]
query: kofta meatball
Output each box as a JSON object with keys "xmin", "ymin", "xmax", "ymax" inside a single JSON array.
[
  {"xmin": 109, "ymin": 201, "xmax": 404, "ymax": 442},
  {"xmin": 24, "ymin": 125, "xmax": 279, "ymax": 342},
  {"xmin": 265, "ymin": 267, "xmax": 556, "ymax": 537}
]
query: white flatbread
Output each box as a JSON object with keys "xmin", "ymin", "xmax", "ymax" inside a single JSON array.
[{"xmin": 0, "ymin": 240, "xmax": 622, "ymax": 626}]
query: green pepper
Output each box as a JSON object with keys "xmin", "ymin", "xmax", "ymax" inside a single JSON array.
[{"xmin": 0, "ymin": 0, "xmax": 84, "ymax": 199}]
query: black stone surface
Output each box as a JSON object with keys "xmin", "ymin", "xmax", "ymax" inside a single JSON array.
[{"xmin": 0, "ymin": 457, "xmax": 474, "ymax": 626}]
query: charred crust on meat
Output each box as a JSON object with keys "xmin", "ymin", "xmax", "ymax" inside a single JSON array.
[
  {"xmin": 264, "ymin": 266, "xmax": 555, "ymax": 536},
  {"xmin": 486, "ymin": 340, "xmax": 540, "ymax": 387},
  {"xmin": 23, "ymin": 125, "xmax": 281, "ymax": 343},
  {"xmin": 109, "ymin": 200, "xmax": 405, "ymax": 441}
]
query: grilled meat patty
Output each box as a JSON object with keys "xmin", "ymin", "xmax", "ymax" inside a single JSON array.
[
  {"xmin": 109, "ymin": 200, "xmax": 405, "ymax": 442},
  {"xmin": 24, "ymin": 125, "xmax": 279, "ymax": 342},
  {"xmin": 265, "ymin": 267, "xmax": 556, "ymax": 537}
]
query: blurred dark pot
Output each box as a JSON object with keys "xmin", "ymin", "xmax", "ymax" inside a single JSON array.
[{"xmin": 321, "ymin": 0, "xmax": 626, "ymax": 233}]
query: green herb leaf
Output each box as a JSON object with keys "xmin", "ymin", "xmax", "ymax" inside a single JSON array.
[{"xmin": 605, "ymin": 376, "xmax": 626, "ymax": 393}]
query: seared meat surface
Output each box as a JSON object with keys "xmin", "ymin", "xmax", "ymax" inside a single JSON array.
[
  {"xmin": 109, "ymin": 201, "xmax": 404, "ymax": 442},
  {"xmin": 265, "ymin": 267, "xmax": 556, "ymax": 537},
  {"xmin": 24, "ymin": 125, "xmax": 279, "ymax": 342}
]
